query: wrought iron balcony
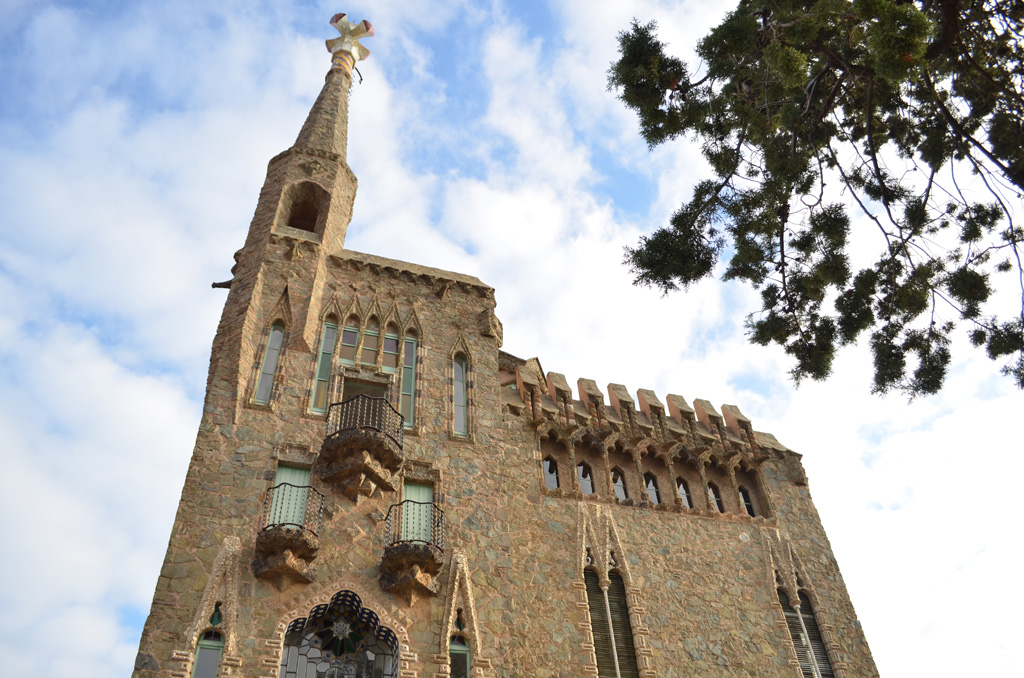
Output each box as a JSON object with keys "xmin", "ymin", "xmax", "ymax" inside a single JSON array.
[
  {"xmin": 314, "ymin": 395, "xmax": 405, "ymax": 501},
  {"xmin": 379, "ymin": 501, "xmax": 446, "ymax": 604},
  {"xmin": 252, "ymin": 483, "xmax": 325, "ymax": 588}
]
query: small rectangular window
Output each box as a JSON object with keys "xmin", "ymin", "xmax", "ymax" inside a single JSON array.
[
  {"xmin": 361, "ymin": 330, "xmax": 379, "ymax": 366},
  {"xmin": 339, "ymin": 326, "xmax": 358, "ymax": 364},
  {"xmin": 453, "ymin": 356, "xmax": 468, "ymax": 435},
  {"xmin": 382, "ymin": 334, "xmax": 400, "ymax": 372}
]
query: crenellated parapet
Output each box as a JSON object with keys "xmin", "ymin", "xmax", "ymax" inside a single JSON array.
[{"xmin": 506, "ymin": 354, "xmax": 797, "ymax": 520}]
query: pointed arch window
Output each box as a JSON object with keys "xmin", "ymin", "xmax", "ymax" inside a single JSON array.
[
  {"xmin": 739, "ymin": 485, "xmax": 756, "ymax": 516},
  {"xmin": 255, "ymin": 323, "xmax": 285, "ymax": 404},
  {"xmin": 708, "ymin": 482, "xmax": 725, "ymax": 512},
  {"xmin": 311, "ymin": 321, "xmax": 337, "ymax": 413},
  {"xmin": 543, "ymin": 457, "xmax": 560, "ymax": 490},
  {"xmin": 577, "ymin": 462, "xmax": 595, "ymax": 495},
  {"xmin": 400, "ymin": 334, "xmax": 417, "ymax": 428},
  {"xmin": 676, "ymin": 477, "xmax": 692, "ymax": 508},
  {"xmin": 643, "ymin": 472, "xmax": 661, "ymax": 505},
  {"xmin": 453, "ymin": 355, "xmax": 468, "ymax": 436},
  {"xmin": 611, "ymin": 468, "xmax": 628, "ymax": 501},
  {"xmin": 192, "ymin": 630, "xmax": 223, "ymax": 678},
  {"xmin": 778, "ymin": 589, "xmax": 835, "ymax": 678}
]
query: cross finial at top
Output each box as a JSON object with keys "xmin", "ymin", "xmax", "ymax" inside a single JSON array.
[{"xmin": 326, "ymin": 13, "xmax": 374, "ymax": 74}]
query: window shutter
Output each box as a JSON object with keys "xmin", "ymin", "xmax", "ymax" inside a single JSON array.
[
  {"xmin": 778, "ymin": 590, "xmax": 815, "ymax": 677},
  {"xmin": 608, "ymin": 572, "xmax": 640, "ymax": 678},
  {"xmin": 584, "ymin": 570, "xmax": 618, "ymax": 678},
  {"xmin": 799, "ymin": 593, "xmax": 835, "ymax": 678}
]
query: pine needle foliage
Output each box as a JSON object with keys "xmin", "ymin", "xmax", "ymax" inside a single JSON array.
[{"xmin": 610, "ymin": 0, "xmax": 1024, "ymax": 396}]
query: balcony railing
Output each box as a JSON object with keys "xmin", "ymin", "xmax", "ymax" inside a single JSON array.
[
  {"xmin": 258, "ymin": 483, "xmax": 325, "ymax": 536},
  {"xmin": 325, "ymin": 395, "xmax": 404, "ymax": 449},
  {"xmin": 384, "ymin": 500, "xmax": 445, "ymax": 553}
]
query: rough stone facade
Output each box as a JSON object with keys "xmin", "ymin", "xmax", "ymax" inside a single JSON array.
[{"xmin": 133, "ymin": 37, "xmax": 878, "ymax": 678}]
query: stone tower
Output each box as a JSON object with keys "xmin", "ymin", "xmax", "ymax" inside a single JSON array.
[{"xmin": 133, "ymin": 15, "xmax": 878, "ymax": 678}]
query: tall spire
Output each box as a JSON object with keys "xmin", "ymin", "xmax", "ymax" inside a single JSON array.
[{"xmin": 293, "ymin": 13, "xmax": 374, "ymax": 161}]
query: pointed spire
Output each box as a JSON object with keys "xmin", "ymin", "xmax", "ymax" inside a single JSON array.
[{"xmin": 293, "ymin": 14, "xmax": 374, "ymax": 161}]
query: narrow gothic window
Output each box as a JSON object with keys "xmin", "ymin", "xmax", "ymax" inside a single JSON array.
[
  {"xmin": 543, "ymin": 457, "xmax": 560, "ymax": 490},
  {"xmin": 708, "ymin": 482, "xmax": 725, "ymax": 512},
  {"xmin": 739, "ymin": 486, "xmax": 756, "ymax": 516},
  {"xmin": 584, "ymin": 569, "xmax": 640, "ymax": 678},
  {"xmin": 449, "ymin": 610, "xmax": 470, "ymax": 678},
  {"xmin": 778, "ymin": 590, "xmax": 835, "ymax": 678},
  {"xmin": 644, "ymin": 472, "xmax": 661, "ymax": 504},
  {"xmin": 584, "ymin": 569, "xmax": 617, "ymax": 678},
  {"xmin": 608, "ymin": 572, "xmax": 640, "ymax": 678},
  {"xmin": 612, "ymin": 468, "xmax": 628, "ymax": 501},
  {"xmin": 311, "ymin": 321, "xmax": 337, "ymax": 413},
  {"xmin": 453, "ymin": 355, "xmax": 468, "ymax": 435},
  {"xmin": 338, "ymin": 320, "xmax": 359, "ymax": 365},
  {"xmin": 676, "ymin": 477, "xmax": 692, "ymax": 508},
  {"xmin": 192, "ymin": 630, "xmax": 223, "ymax": 678},
  {"xmin": 382, "ymin": 325, "xmax": 400, "ymax": 373},
  {"xmin": 400, "ymin": 334, "xmax": 417, "ymax": 427},
  {"xmin": 577, "ymin": 462, "xmax": 595, "ymax": 495},
  {"xmin": 361, "ymin": 317, "xmax": 380, "ymax": 366},
  {"xmin": 255, "ymin": 323, "xmax": 285, "ymax": 404}
]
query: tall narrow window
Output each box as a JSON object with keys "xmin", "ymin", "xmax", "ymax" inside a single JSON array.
[
  {"xmin": 612, "ymin": 468, "xmax": 628, "ymax": 501},
  {"xmin": 676, "ymin": 477, "xmax": 692, "ymax": 508},
  {"xmin": 453, "ymin": 355, "xmax": 468, "ymax": 436},
  {"xmin": 778, "ymin": 590, "xmax": 835, "ymax": 678},
  {"xmin": 644, "ymin": 472, "xmax": 661, "ymax": 505},
  {"xmin": 401, "ymin": 335, "xmax": 417, "ymax": 428},
  {"xmin": 739, "ymin": 486, "xmax": 756, "ymax": 516},
  {"xmin": 267, "ymin": 465, "xmax": 311, "ymax": 529},
  {"xmin": 543, "ymin": 457, "xmax": 560, "ymax": 490},
  {"xmin": 338, "ymin": 321, "xmax": 359, "ymax": 365},
  {"xmin": 708, "ymin": 482, "xmax": 725, "ymax": 512},
  {"xmin": 577, "ymin": 462, "xmax": 594, "ymax": 495},
  {"xmin": 255, "ymin": 323, "xmax": 284, "ymax": 404},
  {"xmin": 449, "ymin": 610, "xmax": 470, "ymax": 678},
  {"xmin": 361, "ymin": 318, "xmax": 380, "ymax": 366},
  {"xmin": 382, "ymin": 326, "xmax": 400, "ymax": 373},
  {"xmin": 608, "ymin": 572, "xmax": 640, "ymax": 678},
  {"xmin": 192, "ymin": 630, "xmax": 223, "ymax": 678},
  {"xmin": 311, "ymin": 321, "xmax": 337, "ymax": 413},
  {"xmin": 584, "ymin": 569, "xmax": 618, "ymax": 678}
]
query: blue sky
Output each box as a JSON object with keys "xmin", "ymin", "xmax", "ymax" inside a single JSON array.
[{"xmin": 1, "ymin": 1, "xmax": 1021, "ymax": 676}]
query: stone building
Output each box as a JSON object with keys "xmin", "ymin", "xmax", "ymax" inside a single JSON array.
[{"xmin": 133, "ymin": 15, "xmax": 878, "ymax": 678}]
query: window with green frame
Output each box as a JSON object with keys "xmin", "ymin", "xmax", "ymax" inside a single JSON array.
[
  {"xmin": 255, "ymin": 323, "xmax": 285, "ymax": 404},
  {"xmin": 192, "ymin": 630, "xmax": 223, "ymax": 678},
  {"xmin": 400, "ymin": 335, "xmax": 417, "ymax": 427},
  {"xmin": 338, "ymin": 318, "xmax": 359, "ymax": 365},
  {"xmin": 453, "ymin": 355, "xmax": 468, "ymax": 435},
  {"xmin": 361, "ymin": 317, "xmax": 380, "ymax": 366},
  {"xmin": 449, "ymin": 611, "xmax": 470, "ymax": 678},
  {"xmin": 311, "ymin": 321, "xmax": 337, "ymax": 412},
  {"xmin": 382, "ymin": 326, "xmax": 400, "ymax": 373}
]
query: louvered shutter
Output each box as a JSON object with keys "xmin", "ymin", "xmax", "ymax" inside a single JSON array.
[
  {"xmin": 778, "ymin": 590, "xmax": 815, "ymax": 678},
  {"xmin": 584, "ymin": 570, "xmax": 618, "ymax": 678},
  {"xmin": 799, "ymin": 593, "xmax": 835, "ymax": 678},
  {"xmin": 608, "ymin": 572, "xmax": 640, "ymax": 678}
]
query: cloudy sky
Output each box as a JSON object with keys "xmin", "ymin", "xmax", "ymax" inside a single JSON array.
[{"xmin": 1, "ymin": 1, "xmax": 1020, "ymax": 676}]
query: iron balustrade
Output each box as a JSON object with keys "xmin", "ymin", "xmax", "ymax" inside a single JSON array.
[
  {"xmin": 384, "ymin": 501, "xmax": 445, "ymax": 553},
  {"xmin": 259, "ymin": 483, "xmax": 325, "ymax": 536},
  {"xmin": 325, "ymin": 395, "xmax": 404, "ymax": 449}
]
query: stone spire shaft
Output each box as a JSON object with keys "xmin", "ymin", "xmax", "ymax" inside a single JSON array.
[{"xmin": 293, "ymin": 67, "xmax": 352, "ymax": 161}]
